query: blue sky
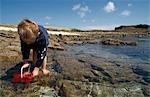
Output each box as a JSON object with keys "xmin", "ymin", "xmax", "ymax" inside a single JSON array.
[{"xmin": 0, "ymin": 0, "xmax": 149, "ymax": 30}]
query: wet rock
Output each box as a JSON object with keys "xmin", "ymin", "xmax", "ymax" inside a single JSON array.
[
  {"xmin": 58, "ymin": 80, "xmax": 83, "ymax": 97},
  {"xmin": 48, "ymin": 46, "xmax": 65, "ymax": 51},
  {"xmin": 51, "ymin": 63, "xmax": 63, "ymax": 73},
  {"xmin": 38, "ymin": 86, "xmax": 59, "ymax": 97},
  {"xmin": 132, "ymin": 66, "xmax": 150, "ymax": 83},
  {"xmin": 0, "ymin": 31, "xmax": 16, "ymax": 38},
  {"xmin": 142, "ymin": 85, "xmax": 150, "ymax": 97},
  {"xmin": 48, "ymin": 36, "xmax": 65, "ymax": 50},
  {"xmin": 57, "ymin": 80, "xmax": 145, "ymax": 97},
  {"xmin": 64, "ymin": 41, "xmax": 83, "ymax": 45},
  {"xmin": 6, "ymin": 46, "xmax": 20, "ymax": 53},
  {"xmin": 101, "ymin": 38, "xmax": 137, "ymax": 46},
  {"xmin": 91, "ymin": 64, "xmax": 112, "ymax": 78}
]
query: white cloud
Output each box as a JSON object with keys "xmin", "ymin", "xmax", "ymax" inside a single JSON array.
[
  {"xmin": 72, "ymin": 4, "xmax": 91, "ymax": 18},
  {"xmin": 128, "ymin": 3, "xmax": 132, "ymax": 7},
  {"xmin": 121, "ymin": 10, "xmax": 131, "ymax": 16},
  {"xmin": 104, "ymin": 1, "xmax": 116, "ymax": 13},
  {"xmin": 72, "ymin": 4, "xmax": 81, "ymax": 11},
  {"xmin": 45, "ymin": 16, "xmax": 52, "ymax": 20},
  {"xmin": 45, "ymin": 22, "xmax": 49, "ymax": 26},
  {"xmin": 80, "ymin": 6, "xmax": 91, "ymax": 12},
  {"xmin": 78, "ymin": 12, "xmax": 86, "ymax": 18}
]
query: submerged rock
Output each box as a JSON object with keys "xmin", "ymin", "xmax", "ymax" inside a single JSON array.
[{"xmin": 132, "ymin": 66, "xmax": 150, "ymax": 83}]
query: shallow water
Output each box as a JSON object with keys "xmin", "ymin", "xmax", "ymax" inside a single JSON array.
[
  {"xmin": 68, "ymin": 37, "xmax": 150, "ymax": 64},
  {"xmin": 67, "ymin": 37, "xmax": 150, "ymax": 83}
]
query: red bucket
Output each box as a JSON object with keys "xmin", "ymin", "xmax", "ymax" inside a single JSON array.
[{"xmin": 12, "ymin": 65, "xmax": 33, "ymax": 84}]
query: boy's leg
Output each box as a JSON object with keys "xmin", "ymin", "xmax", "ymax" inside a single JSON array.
[
  {"xmin": 41, "ymin": 56, "xmax": 50, "ymax": 75},
  {"xmin": 32, "ymin": 50, "xmax": 39, "ymax": 77}
]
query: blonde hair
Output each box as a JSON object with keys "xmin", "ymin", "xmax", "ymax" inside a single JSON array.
[{"xmin": 18, "ymin": 19, "xmax": 39, "ymax": 44}]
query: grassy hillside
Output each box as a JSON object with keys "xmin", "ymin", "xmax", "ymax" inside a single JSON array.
[{"xmin": 115, "ymin": 24, "xmax": 150, "ymax": 33}]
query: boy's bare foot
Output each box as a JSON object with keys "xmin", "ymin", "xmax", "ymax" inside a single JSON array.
[
  {"xmin": 41, "ymin": 69, "xmax": 50, "ymax": 75},
  {"xmin": 32, "ymin": 67, "xmax": 39, "ymax": 77}
]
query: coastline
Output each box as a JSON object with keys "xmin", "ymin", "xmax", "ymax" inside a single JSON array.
[{"xmin": 0, "ymin": 27, "xmax": 149, "ymax": 97}]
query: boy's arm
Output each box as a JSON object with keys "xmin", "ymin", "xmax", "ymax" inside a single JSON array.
[
  {"xmin": 21, "ymin": 40, "xmax": 30, "ymax": 62},
  {"xmin": 35, "ymin": 47, "xmax": 47, "ymax": 68},
  {"xmin": 34, "ymin": 25, "xmax": 49, "ymax": 67}
]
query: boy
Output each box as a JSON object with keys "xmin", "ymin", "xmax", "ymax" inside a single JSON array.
[{"xmin": 18, "ymin": 19, "xmax": 50, "ymax": 77}]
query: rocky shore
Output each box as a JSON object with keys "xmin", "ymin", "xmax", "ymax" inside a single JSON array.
[{"xmin": 0, "ymin": 30, "xmax": 149, "ymax": 97}]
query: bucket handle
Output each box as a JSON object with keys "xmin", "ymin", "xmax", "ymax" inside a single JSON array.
[{"xmin": 21, "ymin": 64, "xmax": 31, "ymax": 78}]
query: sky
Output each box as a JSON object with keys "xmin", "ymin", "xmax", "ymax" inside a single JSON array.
[{"xmin": 0, "ymin": 0, "xmax": 149, "ymax": 30}]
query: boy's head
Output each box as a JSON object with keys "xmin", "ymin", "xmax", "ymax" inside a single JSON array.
[{"xmin": 18, "ymin": 19, "xmax": 39, "ymax": 44}]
